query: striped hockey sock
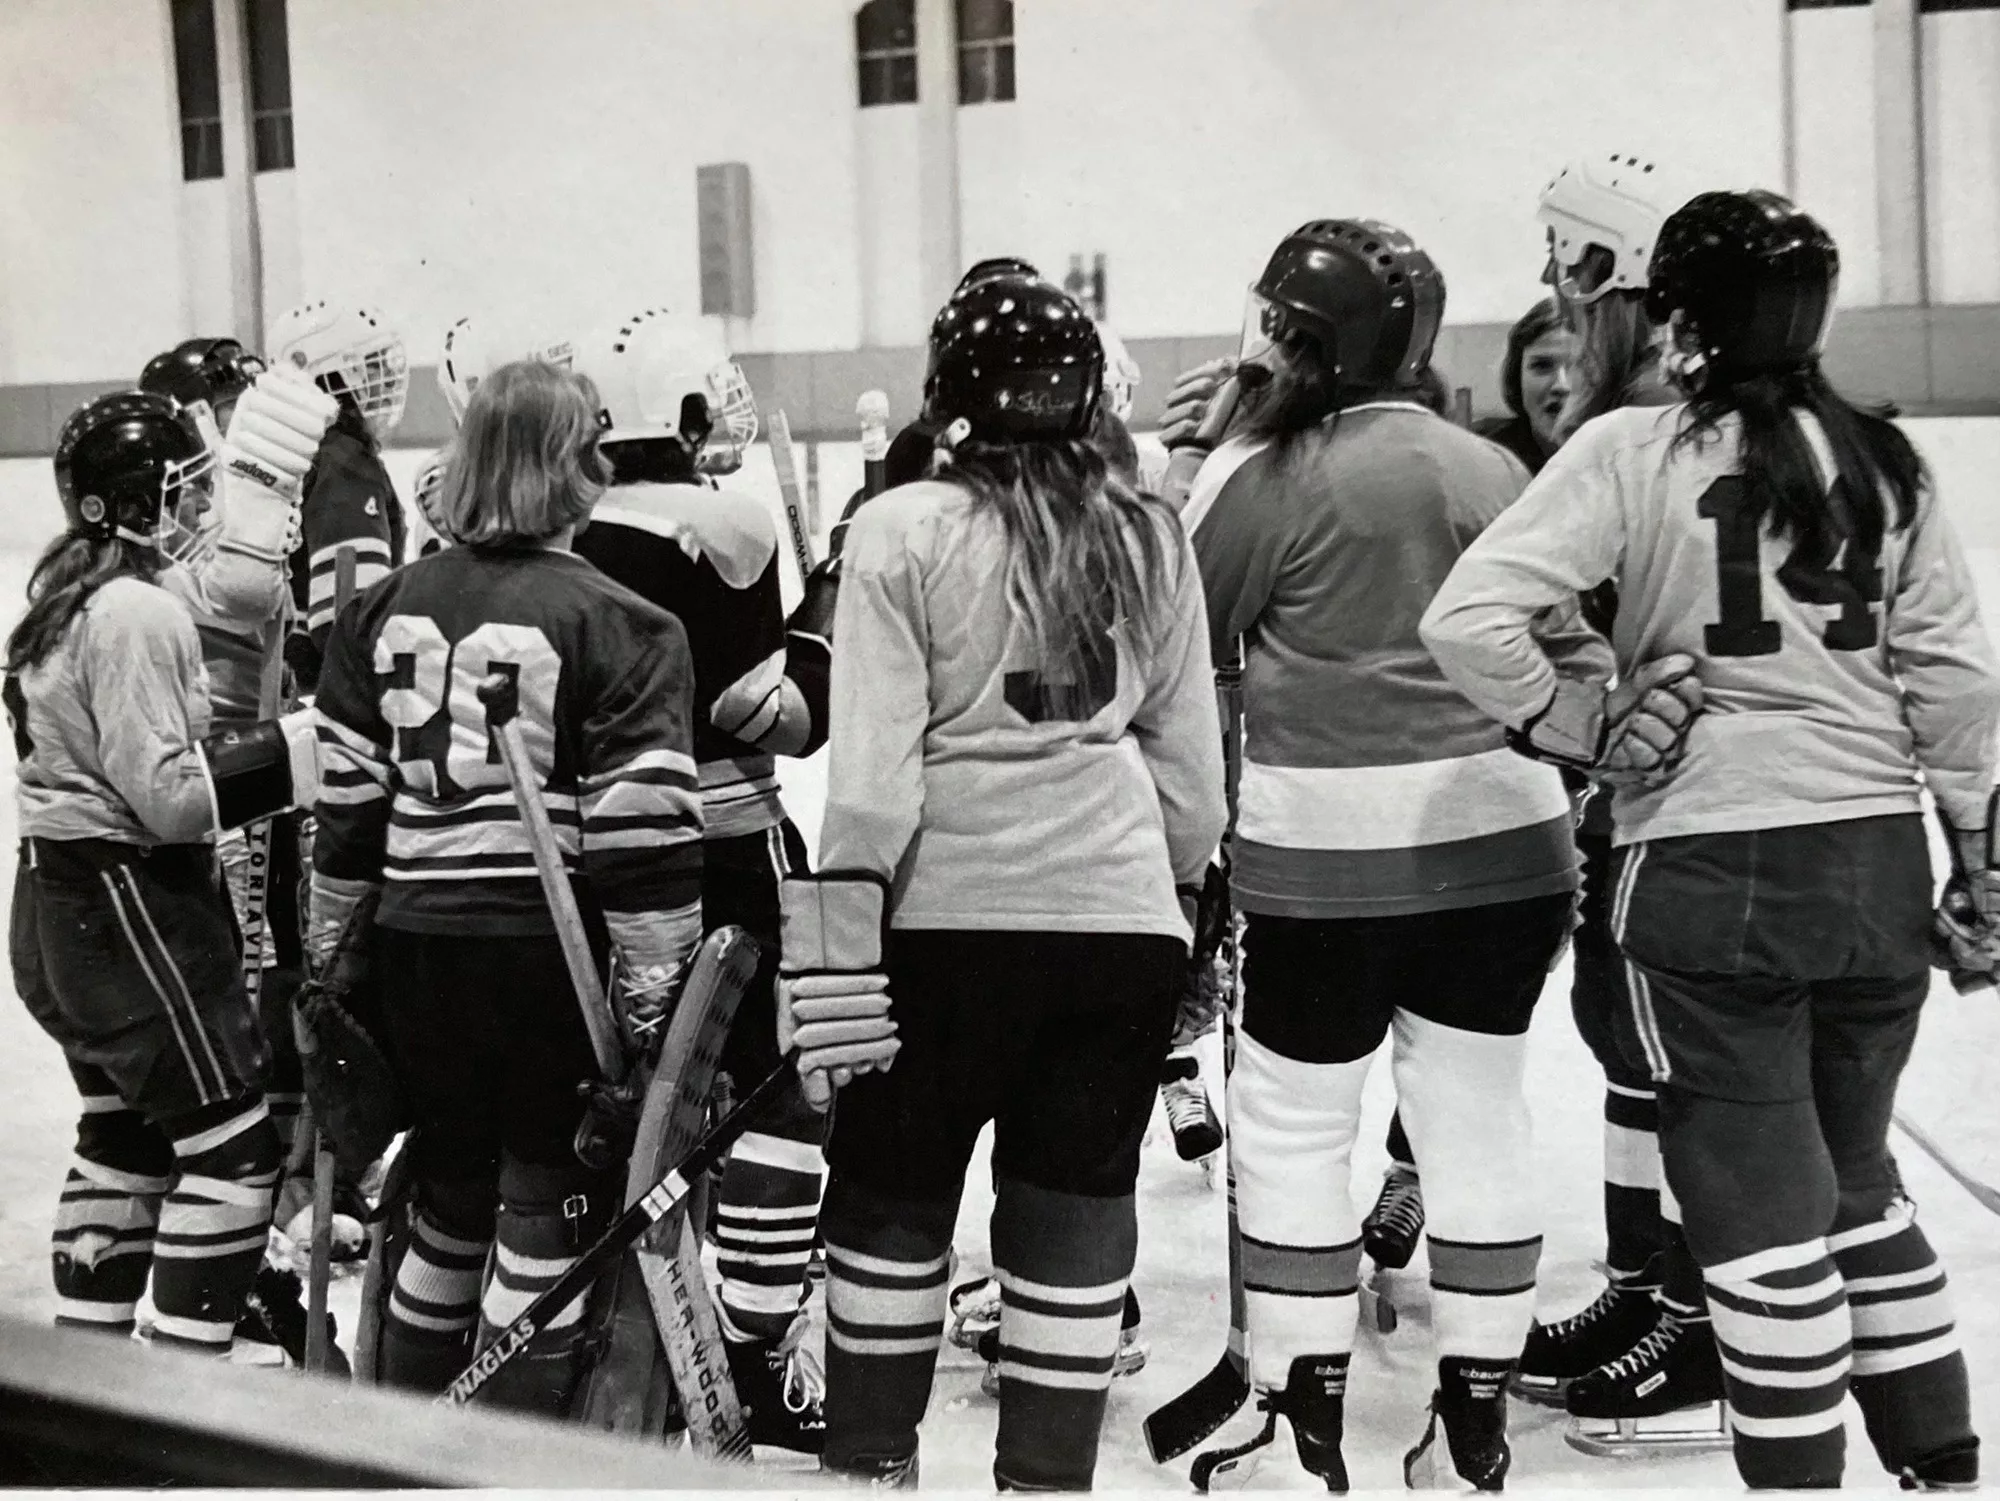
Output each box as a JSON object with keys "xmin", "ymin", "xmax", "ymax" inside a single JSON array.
[
  {"xmin": 715, "ymin": 1091, "xmax": 826, "ymax": 1340},
  {"xmin": 1830, "ymin": 1199, "xmax": 1977, "ymax": 1481},
  {"xmin": 990, "ymin": 1178, "xmax": 1137, "ymax": 1492},
  {"xmin": 1602, "ymin": 1081, "xmax": 1663, "ymax": 1280},
  {"xmin": 381, "ymin": 1209, "xmax": 490, "ymax": 1391},
  {"xmin": 474, "ymin": 1168, "xmax": 608, "ymax": 1415},
  {"xmin": 52, "ymin": 1093, "xmax": 173, "ymax": 1334},
  {"xmin": 1428, "ymin": 1234, "xmax": 1543, "ymax": 1362},
  {"xmin": 820, "ymin": 1175, "xmax": 955, "ymax": 1477},
  {"xmin": 151, "ymin": 1101, "xmax": 281, "ymax": 1351},
  {"xmin": 1704, "ymin": 1238, "xmax": 1850, "ymax": 1489}
]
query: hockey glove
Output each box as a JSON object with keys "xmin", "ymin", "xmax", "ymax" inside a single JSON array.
[
  {"xmin": 1158, "ymin": 359, "xmax": 1240, "ymax": 453},
  {"xmin": 1506, "ymin": 655, "xmax": 1704, "ymax": 788},
  {"xmin": 219, "ymin": 372, "xmax": 338, "ymax": 562},
  {"xmin": 199, "ymin": 709, "xmax": 321, "ymax": 833},
  {"xmin": 1933, "ymin": 794, "xmax": 2000, "ymax": 990},
  {"xmin": 604, "ymin": 905, "xmax": 703, "ymax": 1063},
  {"xmin": 778, "ymin": 872, "xmax": 897, "ymax": 1112},
  {"xmin": 306, "ymin": 872, "xmax": 381, "ymax": 980}
]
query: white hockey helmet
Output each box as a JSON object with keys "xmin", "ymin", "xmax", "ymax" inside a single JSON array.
[
  {"xmin": 1536, "ymin": 153, "xmax": 1696, "ymax": 306},
  {"xmin": 1096, "ymin": 321, "xmax": 1141, "ymax": 424},
  {"xmin": 437, "ymin": 315, "xmax": 579, "ymax": 426},
  {"xmin": 579, "ymin": 308, "xmax": 758, "ymax": 472},
  {"xmin": 268, "ymin": 301, "xmax": 410, "ymax": 436}
]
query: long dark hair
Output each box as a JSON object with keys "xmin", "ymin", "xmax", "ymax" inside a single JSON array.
[
  {"xmin": 1237, "ymin": 328, "xmax": 1443, "ymax": 445},
  {"xmin": 1674, "ymin": 363, "xmax": 1923, "ymax": 557},
  {"xmin": 934, "ymin": 436, "xmax": 1177, "ymax": 689},
  {"xmin": 6, "ymin": 533, "xmax": 162, "ymax": 674}
]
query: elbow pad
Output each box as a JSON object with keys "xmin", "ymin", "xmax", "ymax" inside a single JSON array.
[
  {"xmin": 711, "ymin": 650, "xmax": 813, "ymax": 757},
  {"xmin": 199, "ymin": 709, "xmax": 320, "ymax": 832}
]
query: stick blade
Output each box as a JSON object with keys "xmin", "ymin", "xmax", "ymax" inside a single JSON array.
[{"xmin": 1143, "ymin": 1351, "xmax": 1251, "ymax": 1462}]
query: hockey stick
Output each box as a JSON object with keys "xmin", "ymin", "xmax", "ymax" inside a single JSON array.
[
  {"xmin": 439, "ymin": 1058, "xmax": 795, "ymax": 1407},
  {"xmin": 769, "ymin": 411, "xmax": 816, "ymax": 595},
  {"xmin": 857, "ymin": 390, "xmax": 890, "ymax": 501},
  {"xmin": 476, "ymin": 676, "xmax": 624, "ymax": 1083},
  {"xmin": 1894, "ymin": 1110, "xmax": 2000, "ymax": 1216},
  {"xmin": 1146, "ymin": 651, "xmax": 1252, "ymax": 1464}
]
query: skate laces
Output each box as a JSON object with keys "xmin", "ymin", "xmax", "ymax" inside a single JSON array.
[
  {"xmin": 1599, "ymin": 1313, "xmax": 1683, "ymax": 1382},
  {"xmin": 1161, "ymin": 1075, "xmax": 1212, "ymax": 1133},
  {"xmin": 1371, "ymin": 1170, "xmax": 1423, "ymax": 1238},
  {"xmin": 779, "ymin": 1282, "xmax": 827, "ymax": 1413},
  {"xmin": 1543, "ymin": 1280, "xmax": 1636, "ymax": 1340}
]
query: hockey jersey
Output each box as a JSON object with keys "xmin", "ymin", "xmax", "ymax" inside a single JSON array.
[
  {"xmin": 1186, "ymin": 401, "xmax": 1597, "ymax": 919},
  {"xmin": 1421, "ymin": 403, "xmax": 2000, "ymax": 841},
  {"xmin": 161, "ymin": 561, "xmax": 286, "ymax": 728},
  {"xmin": 312, "ymin": 545, "xmax": 702, "ymax": 937},
  {"xmin": 824, "ymin": 480, "xmax": 1226, "ymax": 940},
  {"xmin": 575, "ymin": 481, "xmax": 828, "ymax": 840},
  {"xmin": 13, "ymin": 576, "xmax": 216, "ymax": 846},
  {"xmin": 290, "ymin": 422, "xmax": 404, "ymax": 690}
]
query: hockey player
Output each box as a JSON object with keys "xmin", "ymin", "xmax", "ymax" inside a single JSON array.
[
  {"xmin": 6, "ymin": 392, "xmax": 285, "ymax": 1356},
  {"xmin": 569, "ymin": 308, "xmax": 832, "ymax": 1453},
  {"xmin": 266, "ymin": 300, "xmax": 409, "ymax": 690},
  {"xmin": 1161, "ymin": 219, "xmax": 1598, "ymax": 1490},
  {"xmin": 792, "ymin": 273, "xmax": 1224, "ymax": 1489},
  {"xmin": 1472, "ymin": 298, "xmax": 1574, "ymax": 477},
  {"xmin": 307, "ymin": 358, "xmax": 703, "ymax": 1414},
  {"xmin": 1422, "ymin": 190, "xmax": 1991, "ymax": 1492}
]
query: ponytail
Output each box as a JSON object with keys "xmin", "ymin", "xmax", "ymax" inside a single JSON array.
[{"xmin": 5, "ymin": 533, "xmax": 161, "ymax": 674}]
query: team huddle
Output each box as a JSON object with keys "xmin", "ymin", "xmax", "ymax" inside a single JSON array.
[{"xmin": 5, "ymin": 147, "xmax": 1997, "ymax": 1494}]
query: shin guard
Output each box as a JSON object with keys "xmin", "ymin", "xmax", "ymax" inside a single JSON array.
[
  {"xmin": 52, "ymin": 1093, "xmax": 173, "ymax": 1334},
  {"xmin": 152, "ymin": 1098, "xmax": 281, "ymax": 1351}
]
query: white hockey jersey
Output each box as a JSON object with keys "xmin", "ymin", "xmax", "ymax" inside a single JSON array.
[{"xmin": 1422, "ymin": 403, "xmax": 2000, "ymax": 842}]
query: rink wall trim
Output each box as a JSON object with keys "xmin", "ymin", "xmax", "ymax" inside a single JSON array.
[{"xmin": 5, "ymin": 306, "xmax": 1999, "ymax": 456}]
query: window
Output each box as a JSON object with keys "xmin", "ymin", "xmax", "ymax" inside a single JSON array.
[
  {"xmin": 856, "ymin": 0, "xmax": 917, "ymax": 107},
  {"xmin": 170, "ymin": 0, "xmax": 223, "ymax": 181},
  {"xmin": 957, "ymin": 0, "xmax": 1014, "ymax": 104},
  {"xmin": 246, "ymin": 0, "xmax": 294, "ymax": 171}
]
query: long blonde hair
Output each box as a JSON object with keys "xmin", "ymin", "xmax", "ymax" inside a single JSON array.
[
  {"xmin": 435, "ymin": 360, "xmax": 610, "ymax": 547},
  {"xmin": 1556, "ymin": 289, "xmax": 1664, "ymax": 442},
  {"xmin": 934, "ymin": 437, "xmax": 1176, "ymax": 698}
]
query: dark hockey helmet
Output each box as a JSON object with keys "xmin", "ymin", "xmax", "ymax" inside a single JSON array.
[
  {"xmin": 1645, "ymin": 190, "xmax": 1838, "ymax": 376},
  {"xmin": 1246, "ymin": 219, "xmax": 1446, "ymax": 391},
  {"xmin": 139, "ymin": 336, "xmax": 266, "ymax": 413},
  {"xmin": 956, "ymin": 257, "xmax": 1042, "ymax": 295},
  {"xmin": 53, "ymin": 391, "xmax": 213, "ymax": 546},
  {"xmin": 923, "ymin": 277, "xmax": 1103, "ymax": 443}
]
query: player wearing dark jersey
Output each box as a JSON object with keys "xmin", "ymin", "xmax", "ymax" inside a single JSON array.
[
  {"xmin": 310, "ymin": 360, "xmax": 703, "ymax": 1415},
  {"xmin": 1424, "ymin": 192, "xmax": 1994, "ymax": 1492},
  {"xmin": 570, "ymin": 308, "xmax": 832, "ymax": 1453},
  {"xmin": 788, "ymin": 276, "xmax": 1226, "ymax": 1490}
]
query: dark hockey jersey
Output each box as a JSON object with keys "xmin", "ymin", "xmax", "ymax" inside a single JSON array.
[
  {"xmin": 312, "ymin": 545, "xmax": 702, "ymax": 937},
  {"xmin": 289, "ymin": 421, "xmax": 404, "ymax": 690},
  {"xmin": 576, "ymin": 481, "xmax": 828, "ymax": 840}
]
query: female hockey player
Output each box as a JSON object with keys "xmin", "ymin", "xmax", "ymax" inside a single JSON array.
[
  {"xmin": 785, "ymin": 275, "xmax": 1226, "ymax": 1490},
  {"xmin": 1159, "ymin": 218, "xmax": 1601, "ymax": 1491},
  {"xmin": 1473, "ymin": 298, "xmax": 1574, "ymax": 477},
  {"xmin": 571, "ymin": 308, "xmax": 833, "ymax": 1455},
  {"xmin": 308, "ymin": 359, "xmax": 705, "ymax": 1416},
  {"xmin": 1422, "ymin": 190, "xmax": 1992, "ymax": 1492},
  {"xmin": 7, "ymin": 392, "xmax": 283, "ymax": 1356}
]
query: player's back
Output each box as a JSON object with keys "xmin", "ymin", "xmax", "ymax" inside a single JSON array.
[
  {"xmin": 1582, "ymin": 402, "xmax": 1982, "ymax": 841},
  {"xmin": 313, "ymin": 544, "xmax": 700, "ymax": 935}
]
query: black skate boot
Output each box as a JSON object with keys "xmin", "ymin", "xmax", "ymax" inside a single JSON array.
[
  {"xmin": 1565, "ymin": 1311, "xmax": 1723, "ymax": 1420},
  {"xmin": 1361, "ymin": 1164, "xmax": 1423, "ymax": 1271},
  {"xmin": 235, "ymin": 1265, "xmax": 349, "ymax": 1375},
  {"xmin": 1512, "ymin": 1253, "xmax": 1663, "ymax": 1406},
  {"xmin": 725, "ymin": 1334, "xmax": 826, "ymax": 1460},
  {"xmin": 1191, "ymin": 1354, "xmax": 1350, "ymax": 1492},
  {"xmin": 1160, "ymin": 1052, "xmax": 1224, "ymax": 1161},
  {"xmin": 1900, "ymin": 1437, "xmax": 1980, "ymax": 1491},
  {"xmin": 1404, "ymin": 1358, "xmax": 1512, "ymax": 1492}
]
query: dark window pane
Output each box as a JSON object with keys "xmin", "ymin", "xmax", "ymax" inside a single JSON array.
[
  {"xmin": 170, "ymin": 0, "xmax": 221, "ymax": 122},
  {"xmin": 246, "ymin": 0, "xmax": 291, "ymax": 112},
  {"xmin": 888, "ymin": 52, "xmax": 917, "ymax": 103},
  {"xmin": 992, "ymin": 41, "xmax": 1014, "ymax": 102},
  {"xmin": 182, "ymin": 118, "xmax": 223, "ymax": 181},
  {"xmin": 958, "ymin": 45, "xmax": 989, "ymax": 104},
  {"xmin": 957, "ymin": 0, "xmax": 1012, "ymax": 43},
  {"xmin": 856, "ymin": 0, "xmax": 915, "ymax": 52},
  {"xmin": 254, "ymin": 111, "xmax": 294, "ymax": 172}
]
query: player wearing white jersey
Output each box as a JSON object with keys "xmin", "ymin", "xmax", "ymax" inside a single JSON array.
[
  {"xmin": 790, "ymin": 275, "xmax": 1225, "ymax": 1490},
  {"xmin": 1423, "ymin": 191, "xmax": 1994, "ymax": 1492}
]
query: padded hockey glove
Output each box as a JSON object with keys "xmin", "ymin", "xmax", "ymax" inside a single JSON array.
[
  {"xmin": 1933, "ymin": 794, "xmax": 2000, "ymax": 990},
  {"xmin": 1171, "ymin": 863, "xmax": 1232, "ymax": 1049},
  {"xmin": 778, "ymin": 872, "xmax": 897, "ymax": 1112},
  {"xmin": 201, "ymin": 372, "xmax": 338, "ymax": 618},
  {"xmin": 198, "ymin": 709, "xmax": 320, "ymax": 833},
  {"xmin": 1506, "ymin": 655, "xmax": 1704, "ymax": 788}
]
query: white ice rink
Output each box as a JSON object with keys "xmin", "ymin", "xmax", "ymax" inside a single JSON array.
[{"xmin": 0, "ymin": 431, "xmax": 1996, "ymax": 1493}]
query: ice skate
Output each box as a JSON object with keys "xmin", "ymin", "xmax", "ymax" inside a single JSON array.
[
  {"xmin": 1898, "ymin": 1437, "xmax": 1980, "ymax": 1491},
  {"xmin": 1403, "ymin": 1358, "xmax": 1511, "ymax": 1492},
  {"xmin": 1512, "ymin": 1253, "xmax": 1662, "ymax": 1406},
  {"xmin": 1192, "ymin": 1354, "xmax": 1349, "ymax": 1493},
  {"xmin": 948, "ymin": 1273, "xmax": 1000, "ymax": 1351},
  {"xmin": 1563, "ymin": 1312, "xmax": 1730, "ymax": 1458},
  {"xmin": 1362, "ymin": 1164, "xmax": 1424, "ymax": 1271},
  {"xmin": 724, "ymin": 1302, "xmax": 826, "ymax": 1465},
  {"xmin": 1161, "ymin": 1051, "xmax": 1224, "ymax": 1162}
]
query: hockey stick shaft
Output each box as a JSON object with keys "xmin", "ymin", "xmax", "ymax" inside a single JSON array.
[
  {"xmin": 439, "ymin": 1057, "xmax": 795, "ymax": 1406},
  {"xmin": 1894, "ymin": 1110, "xmax": 2000, "ymax": 1215},
  {"xmin": 477, "ymin": 675, "xmax": 624, "ymax": 1082},
  {"xmin": 769, "ymin": 411, "xmax": 816, "ymax": 591},
  {"xmin": 857, "ymin": 389, "xmax": 890, "ymax": 501}
]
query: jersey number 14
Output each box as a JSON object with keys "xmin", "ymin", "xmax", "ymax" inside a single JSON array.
[
  {"xmin": 375, "ymin": 615, "xmax": 561, "ymax": 795},
  {"xmin": 1698, "ymin": 476, "xmax": 1883, "ymax": 657}
]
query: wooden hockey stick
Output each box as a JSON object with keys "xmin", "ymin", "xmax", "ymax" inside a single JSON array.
[
  {"xmin": 1894, "ymin": 1111, "xmax": 2000, "ymax": 1216},
  {"xmin": 857, "ymin": 390, "xmax": 890, "ymax": 501},
  {"xmin": 769, "ymin": 411, "xmax": 816, "ymax": 594}
]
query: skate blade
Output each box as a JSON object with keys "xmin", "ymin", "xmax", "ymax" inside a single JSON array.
[{"xmin": 1564, "ymin": 1406, "xmax": 1731, "ymax": 1459}]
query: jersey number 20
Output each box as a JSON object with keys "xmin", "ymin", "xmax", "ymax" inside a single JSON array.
[
  {"xmin": 375, "ymin": 615, "xmax": 562, "ymax": 795},
  {"xmin": 1698, "ymin": 476, "xmax": 1883, "ymax": 657}
]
